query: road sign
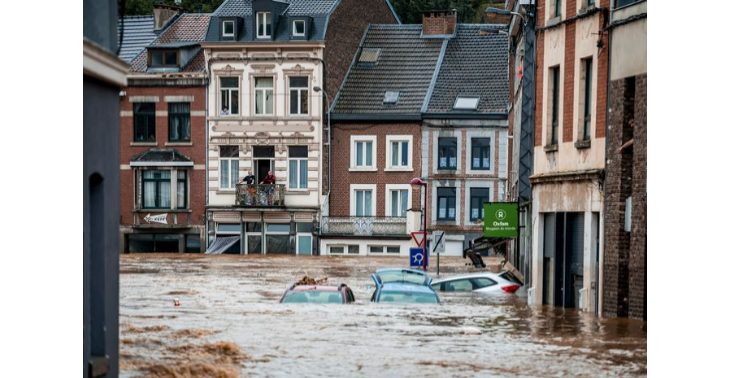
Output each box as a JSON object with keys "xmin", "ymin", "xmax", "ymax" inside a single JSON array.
[
  {"xmin": 411, "ymin": 231, "xmax": 426, "ymax": 247},
  {"xmin": 483, "ymin": 202, "xmax": 519, "ymax": 237},
  {"xmin": 433, "ymin": 231, "xmax": 445, "ymax": 253},
  {"xmin": 409, "ymin": 248, "xmax": 429, "ymax": 268}
]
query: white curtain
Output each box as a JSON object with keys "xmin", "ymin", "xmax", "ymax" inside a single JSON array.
[
  {"xmin": 400, "ymin": 191, "xmax": 408, "ymax": 217},
  {"xmin": 221, "ymin": 160, "xmax": 230, "ymax": 188},
  {"xmin": 160, "ymin": 182, "xmax": 171, "ymax": 208},
  {"xmin": 364, "ymin": 191, "xmax": 372, "ymax": 216},
  {"xmin": 299, "ymin": 160, "xmax": 308, "ymax": 188},
  {"xmin": 289, "ymin": 160, "xmax": 297, "ymax": 188},
  {"xmin": 143, "ymin": 182, "xmax": 156, "ymax": 207}
]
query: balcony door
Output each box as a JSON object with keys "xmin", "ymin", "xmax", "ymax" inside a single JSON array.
[{"xmin": 253, "ymin": 146, "xmax": 275, "ymax": 182}]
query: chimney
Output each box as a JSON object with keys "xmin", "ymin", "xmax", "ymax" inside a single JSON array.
[
  {"xmin": 422, "ymin": 10, "xmax": 457, "ymax": 36},
  {"xmin": 153, "ymin": 1, "xmax": 182, "ymax": 31}
]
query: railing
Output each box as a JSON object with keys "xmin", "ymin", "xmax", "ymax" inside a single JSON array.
[
  {"xmin": 236, "ymin": 184, "xmax": 286, "ymax": 207},
  {"xmin": 320, "ymin": 216, "xmax": 407, "ymax": 236}
]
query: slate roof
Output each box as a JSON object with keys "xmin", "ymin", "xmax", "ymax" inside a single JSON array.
[
  {"xmin": 126, "ymin": 14, "xmax": 211, "ymax": 73},
  {"xmin": 332, "ymin": 25, "xmax": 444, "ymax": 116},
  {"xmin": 131, "ymin": 149, "xmax": 193, "ymax": 163},
  {"xmin": 206, "ymin": 0, "xmax": 337, "ymax": 42},
  {"xmin": 331, "ymin": 23, "xmax": 509, "ymax": 119},
  {"xmin": 426, "ymin": 24, "xmax": 509, "ymax": 114},
  {"xmin": 117, "ymin": 16, "xmax": 157, "ymax": 62}
]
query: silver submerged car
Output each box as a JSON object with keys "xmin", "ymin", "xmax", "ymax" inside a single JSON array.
[{"xmin": 430, "ymin": 271, "xmax": 522, "ymax": 294}]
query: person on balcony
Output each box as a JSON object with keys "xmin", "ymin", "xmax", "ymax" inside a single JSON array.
[
  {"xmin": 240, "ymin": 171, "xmax": 257, "ymax": 205},
  {"xmin": 260, "ymin": 171, "xmax": 277, "ymax": 205},
  {"xmin": 260, "ymin": 171, "xmax": 276, "ymax": 185}
]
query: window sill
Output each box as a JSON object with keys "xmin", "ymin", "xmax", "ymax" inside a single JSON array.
[
  {"xmin": 215, "ymin": 189, "xmax": 236, "ymax": 195},
  {"xmin": 578, "ymin": 5, "xmax": 596, "ymax": 15},
  {"xmin": 384, "ymin": 167, "xmax": 413, "ymax": 172},
  {"xmin": 130, "ymin": 142, "xmax": 158, "ymax": 146},
  {"xmin": 436, "ymin": 168, "xmax": 458, "ymax": 173},
  {"xmin": 544, "ymin": 144, "xmax": 559, "ymax": 153},
  {"xmin": 166, "ymin": 141, "xmax": 193, "ymax": 146},
  {"xmin": 546, "ymin": 16, "xmax": 562, "ymax": 27},
  {"xmin": 435, "ymin": 220, "xmax": 457, "ymax": 226},
  {"xmin": 349, "ymin": 167, "xmax": 378, "ymax": 172},
  {"xmin": 575, "ymin": 139, "xmax": 591, "ymax": 149},
  {"xmin": 285, "ymin": 190, "xmax": 310, "ymax": 195}
]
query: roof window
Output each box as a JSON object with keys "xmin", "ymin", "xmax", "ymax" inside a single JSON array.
[
  {"xmin": 292, "ymin": 20, "xmax": 305, "ymax": 37},
  {"xmin": 222, "ymin": 20, "xmax": 235, "ymax": 37},
  {"xmin": 383, "ymin": 91, "xmax": 400, "ymax": 104},
  {"xmin": 358, "ymin": 48, "xmax": 381, "ymax": 64},
  {"xmin": 149, "ymin": 50, "xmax": 179, "ymax": 67},
  {"xmin": 453, "ymin": 96, "xmax": 480, "ymax": 110}
]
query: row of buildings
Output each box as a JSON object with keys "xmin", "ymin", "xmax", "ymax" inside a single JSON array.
[{"xmin": 116, "ymin": 0, "xmax": 646, "ymax": 320}]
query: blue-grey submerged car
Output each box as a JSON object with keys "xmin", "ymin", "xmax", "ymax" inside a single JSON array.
[{"xmin": 370, "ymin": 268, "xmax": 440, "ymax": 304}]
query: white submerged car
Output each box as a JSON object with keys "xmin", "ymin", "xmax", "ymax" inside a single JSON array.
[{"xmin": 430, "ymin": 271, "xmax": 522, "ymax": 294}]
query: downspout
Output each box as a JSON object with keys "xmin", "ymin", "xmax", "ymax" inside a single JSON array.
[{"xmin": 599, "ymin": 0, "xmax": 614, "ymax": 317}]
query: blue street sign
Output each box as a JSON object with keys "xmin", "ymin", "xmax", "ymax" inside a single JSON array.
[{"xmin": 409, "ymin": 248, "xmax": 429, "ymax": 269}]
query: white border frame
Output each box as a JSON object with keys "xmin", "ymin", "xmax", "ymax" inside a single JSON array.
[
  {"xmin": 222, "ymin": 20, "xmax": 235, "ymax": 37},
  {"xmin": 465, "ymin": 180, "xmax": 495, "ymax": 226},
  {"xmin": 292, "ymin": 20, "xmax": 306, "ymax": 37},
  {"xmin": 350, "ymin": 184, "xmax": 377, "ymax": 216},
  {"xmin": 384, "ymin": 184, "xmax": 412, "ymax": 217},
  {"xmin": 385, "ymin": 135, "xmax": 414, "ymax": 171},
  {"xmin": 257, "ymin": 12, "xmax": 272, "ymax": 39},
  {"xmin": 465, "ymin": 130, "xmax": 496, "ymax": 175},
  {"xmin": 350, "ymin": 135, "xmax": 378, "ymax": 171}
]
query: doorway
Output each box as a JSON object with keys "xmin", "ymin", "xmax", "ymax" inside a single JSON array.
[
  {"xmin": 253, "ymin": 146, "xmax": 275, "ymax": 182},
  {"xmin": 542, "ymin": 212, "xmax": 585, "ymax": 309}
]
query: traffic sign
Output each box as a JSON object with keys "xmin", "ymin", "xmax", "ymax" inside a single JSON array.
[
  {"xmin": 409, "ymin": 248, "xmax": 429, "ymax": 268},
  {"xmin": 411, "ymin": 231, "xmax": 426, "ymax": 247},
  {"xmin": 433, "ymin": 231, "xmax": 445, "ymax": 253}
]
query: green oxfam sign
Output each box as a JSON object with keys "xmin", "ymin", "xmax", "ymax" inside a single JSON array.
[{"xmin": 483, "ymin": 202, "xmax": 519, "ymax": 238}]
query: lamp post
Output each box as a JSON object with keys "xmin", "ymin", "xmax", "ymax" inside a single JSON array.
[{"xmin": 410, "ymin": 177, "xmax": 428, "ymax": 272}]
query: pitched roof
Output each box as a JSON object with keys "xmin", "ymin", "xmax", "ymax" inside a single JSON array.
[
  {"xmin": 331, "ymin": 23, "xmax": 510, "ymax": 119},
  {"xmin": 131, "ymin": 149, "xmax": 193, "ymax": 165},
  {"xmin": 425, "ymin": 24, "xmax": 509, "ymax": 114},
  {"xmin": 331, "ymin": 25, "xmax": 444, "ymax": 116},
  {"xmin": 117, "ymin": 16, "xmax": 156, "ymax": 62},
  {"xmin": 214, "ymin": 0, "xmax": 337, "ymax": 17}
]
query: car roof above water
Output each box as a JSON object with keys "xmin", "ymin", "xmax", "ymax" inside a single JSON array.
[
  {"xmin": 380, "ymin": 282, "xmax": 436, "ymax": 293},
  {"xmin": 289, "ymin": 285, "xmax": 341, "ymax": 292},
  {"xmin": 431, "ymin": 272, "xmax": 504, "ymax": 284}
]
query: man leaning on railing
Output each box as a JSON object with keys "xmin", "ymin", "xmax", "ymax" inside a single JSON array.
[{"xmin": 239, "ymin": 171, "xmax": 257, "ymax": 205}]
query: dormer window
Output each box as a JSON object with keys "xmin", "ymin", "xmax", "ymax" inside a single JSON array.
[
  {"xmin": 149, "ymin": 50, "xmax": 178, "ymax": 67},
  {"xmin": 292, "ymin": 20, "xmax": 305, "ymax": 37},
  {"xmin": 257, "ymin": 12, "xmax": 272, "ymax": 38},
  {"xmin": 453, "ymin": 96, "xmax": 480, "ymax": 110},
  {"xmin": 383, "ymin": 91, "xmax": 399, "ymax": 105},
  {"xmin": 222, "ymin": 20, "xmax": 235, "ymax": 37}
]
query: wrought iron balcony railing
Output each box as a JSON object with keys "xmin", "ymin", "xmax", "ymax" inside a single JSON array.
[
  {"xmin": 320, "ymin": 216, "xmax": 407, "ymax": 236},
  {"xmin": 236, "ymin": 184, "xmax": 286, "ymax": 207}
]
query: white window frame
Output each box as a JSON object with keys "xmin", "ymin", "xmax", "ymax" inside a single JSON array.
[
  {"xmin": 292, "ymin": 20, "xmax": 305, "ymax": 37},
  {"xmin": 254, "ymin": 76, "xmax": 275, "ymax": 116},
  {"xmin": 222, "ymin": 20, "xmax": 235, "ymax": 37},
  {"xmin": 219, "ymin": 76, "xmax": 240, "ymax": 116},
  {"xmin": 329, "ymin": 245, "xmax": 345, "ymax": 254},
  {"xmin": 432, "ymin": 181, "xmax": 461, "ymax": 225},
  {"xmin": 368, "ymin": 245, "xmax": 400, "ymax": 255},
  {"xmin": 287, "ymin": 147, "xmax": 308, "ymax": 191},
  {"xmin": 385, "ymin": 184, "xmax": 411, "ymax": 217},
  {"xmin": 350, "ymin": 135, "xmax": 377, "ymax": 171},
  {"xmin": 288, "ymin": 76, "xmax": 309, "ymax": 116},
  {"xmin": 465, "ymin": 180, "xmax": 495, "ymax": 226},
  {"xmin": 385, "ymin": 135, "xmax": 413, "ymax": 171},
  {"xmin": 466, "ymin": 131, "xmax": 495, "ymax": 175},
  {"xmin": 219, "ymin": 150, "xmax": 239, "ymax": 191},
  {"xmin": 257, "ymin": 12, "xmax": 272, "ymax": 38},
  {"xmin": 453, "ymin": 96, "xmax": 480, "ymax": 110},
  {"xmin": 433, "ymin": 131, "xmax": 462, "ymax": 173},
  {"xmin": 350, "ymin": 184, "xmax": 377, "ymax": 217}
]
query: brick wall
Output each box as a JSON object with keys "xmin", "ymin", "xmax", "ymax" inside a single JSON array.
[
  {"xmin": 329, "ymin": 122, "xmax": 422, "ymax": 217},
  {"xmin": 119, "ymin": 85, "xmax": 206, "ymax": 228},
  {"xmin": 562, "ymin": 21, "xmax": 575, "ymax": 143},
  {"xmin": 628, "ymin": 73, "xmax": 647, "ymax": 320},
  {"xmin": 422, "ymin": 11, "xmax": 456, "ymax": 36}
]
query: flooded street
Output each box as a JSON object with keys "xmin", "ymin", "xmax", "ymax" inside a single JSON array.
[{"xmin": 119, "ymin": 254, "xmax": 647, "ymax": 378}]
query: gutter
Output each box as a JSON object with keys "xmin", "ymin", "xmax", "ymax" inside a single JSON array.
[{"xmin": 330, "ymin": 113, "xmax": 422, "ymax": 121}]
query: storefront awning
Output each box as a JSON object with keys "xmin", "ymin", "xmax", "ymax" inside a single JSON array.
[{"xmin": 205, "ymin": 236, "xmax": 239, "ymax": 255}]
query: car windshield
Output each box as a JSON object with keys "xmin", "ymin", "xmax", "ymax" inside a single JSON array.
[
  {"xmin": 378, "ymin": 291, "xmax": 438, "ymax": 304},
  {"xmin": 378, "ymin": 270, "xmax": 428, "ymax": 285},
  {"xmin": 282, "ymin": 291, "xmax": 342, "ymax": 304}
]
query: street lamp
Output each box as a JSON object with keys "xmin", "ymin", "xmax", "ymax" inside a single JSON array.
[
  {"xmin": 410, "ymin": 177, "xmax": 428, "ymax": 272},
  {"xmin": 313, "ymin": 86, "xmax": 331, "ymax": 197}
]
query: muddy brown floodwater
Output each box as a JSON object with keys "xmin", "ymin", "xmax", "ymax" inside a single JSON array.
[{"xmin": 120, "ymin": 254, "xmax": 647, "ymax": 378}]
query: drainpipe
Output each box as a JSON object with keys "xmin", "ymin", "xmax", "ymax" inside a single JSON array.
[{"xmin": 205, "ymin": 51, "xmax": 210, "ymax": 252}]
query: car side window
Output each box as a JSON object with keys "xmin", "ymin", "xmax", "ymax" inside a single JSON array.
[
  {"xmin": 346, "ymin": 288, "xmax": 355, "ymax": 303},
  {"xmin": 444, "ymin": 279, "xmax": 473, "ymax": 292},
  {"xmin": 471, "ymin": 277, "xmax": 497, "ymax": 289},
  {"xmin": 431, "ymin": 282, "xmax": 442, "ymax": 291}
]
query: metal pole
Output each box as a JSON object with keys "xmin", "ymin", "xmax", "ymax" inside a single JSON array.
[{"xmin": 423, "ymin": 183, "xmax": 428, "ymax": 272}]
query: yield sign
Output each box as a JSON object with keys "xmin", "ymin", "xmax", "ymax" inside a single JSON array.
[{"xmin": 411, "ymin": 231, "xmax": 426, "ymax": 247}]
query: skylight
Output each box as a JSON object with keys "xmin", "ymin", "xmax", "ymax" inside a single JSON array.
[
  {"xmin": 453, "ymin": 96, "xmax": 480, "ymax": 110},
  {"xmin": 383, "ymin": 91, "xmax": 400, "ymax": 104},
  {"xmin": 359, "ymin": 48, "xmax": 381, "ymax": 64}
]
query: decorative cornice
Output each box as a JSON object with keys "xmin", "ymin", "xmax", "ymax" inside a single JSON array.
[{"xmin": 83, "ymin": 38, "xmax": 128, "ymax": 87}]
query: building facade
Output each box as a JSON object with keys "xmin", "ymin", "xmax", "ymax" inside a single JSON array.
[
  {"xmin": 118, "ymin": 7, "xmax": 211, "ymax": 253},
  {"xmin": 602, "ymin": 0, "xmax": 647, "ymax": 320},
  {"xmin": 202, "ymin": 0, "xmax": 399, "ymax": 254},
  {"xmin": 529, "ymin": 0, "xmax": 609, "ymax": 314}
]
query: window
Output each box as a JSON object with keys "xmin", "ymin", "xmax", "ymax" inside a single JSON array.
[
  {"xmin": 222, "ymin": 20, "xmax": 235, "ymax": 37},
  {"xmin": 581, "ymin": 58, "xmax": 593, "ymax": 141},
  {"xmin": 176, "ymin": 170, "xmax": 188, "ymax": 209},
  {"xmin": 369, "ymin": 246, "xmax": 383, "ymax": 254},
  {"xmin": 438, "ymin": 137, "xmax": 457, "ymax": 170},
  {"xmin": 347, "ymin": 245, "xmax": 359, "ymax": 254},
  {"xmin": 470, "ymin": 188, "xmax": 489, "ymax": 221},
  {"xmin": 354, "ymin": 190, "xmax": 373, "ymax": 216},
  {"xmin": 219, "ymin": 146, "xmax": 239, "ymax": 190},
  {"xmin": 351, "ymin": 136, "xmax": 376, "ymax": 169},
  {"xmin": 550, "ymin": 66, "xmax": 560, "ymax": 145},
  {"xmin": 358, "ymin": 48, "xmax": 381, "ymax": 64},
  {"xmin": 330, "ymin": 246, "xmax": 345, "ymax": 254},
  {"xmin": 149, "ymin": 50, "xmax": 178, "ymax": 67},
  {"xmin": 444, "ymin": 279, "xmax": 474, "ymax": 292},
  {"xmin": 220, "ymin": 77, "xmax": 239, "ymax": 115},
  {"xmin": 553, "ymin": 0, "xmax": 562, "ymax": 18},
  {"xmin": 386, "ymin": 246, "xmax": 400, "ymax": 254},
  {"xmin": 330, "ymin": 245, "xmax": 359, "ymax": 254},
  {"xmin": 255, "ymin": 77, "xmax": 274, "ymax": 115},
  {"xmin": 289, "ymin": 77, "xmax": 309, "ymax": 115},
  {"xmin": 369, "ymin": 246, "xmax": 400, "ymax": 254},
  {"xmin": 133, "ymin": 103, "xmax": 156, "ymax": 142},
  {"xmin": 586, "ymin": 0, "xmax": 595, "ymax": 7},
  {"xmin": 388, "ymin": 137, "xmax": 410, "ymax": 169},
  {"xmin": 168, "ymin": 103, "xmax": 190, "ymax": 142},
  {"xmin": 383, "ymin": 91, "xmax": 399, "ymax": 104},
  {"xmin": 453, "ymin": 96, "xmax": 479, "ymax": 110},
  {"xmin": 257, "ymin": 12, "xmax": 271, "ymax": 38},
  {"xmin": 288, "ymin": 146, "xmax": 308, "ymax": 190},
  {"xmin": 142, "ymin": 170, "xmax": 171, "ymax": 209},
  {"xmin": 389, "ymin": 189, "xmax": 409, "ymax": 217},
  {"xmin": 292, "ymin": 20, "xmax": 305, "ymax": 36},
  {"xmin": 437, "ymin": 187, "xmax": 456, "ymax": 221},
  {"xmin": 616, "ymin": 0, "xmax": 639, "ymax": 7},
  {"xmin": 471, "ymin": 138, "xmax": 490, "ymax": 170}
]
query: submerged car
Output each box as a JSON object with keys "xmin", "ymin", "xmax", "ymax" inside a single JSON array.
[
  {"xmin": 371, "ymin": 268, "xmax": 433, "ymax": 287},
  {"xmin": 280, "ymin": 284, "xmax": 356, "ymax": 304},
  {"xmin": 370, "ymin": 268, "xmax": 440, "ymax": 304},
  {"xmin": 430, "ymin": 272, "xmax": 522, "ymax": 294}
]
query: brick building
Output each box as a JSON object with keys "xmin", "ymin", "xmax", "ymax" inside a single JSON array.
[
  {"xmin": 326, "ymin": 12, "xmax": 510, "ymax": 256},
  {"xmin": 202, "ymin": 0, "xmax": 399, "ymax": 255},
  {"xmin": 118, "ymin": 6, "xmax": 210, "ymax": 252},
  {"xmin": 528, "ymin": 0, "xmax": 609, "ymax": 314},
  {"xmin": 602, "ymin": 0, "xmax": 647, "ymax": 320}
]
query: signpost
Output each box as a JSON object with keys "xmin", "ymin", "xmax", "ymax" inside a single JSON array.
[
  {"xmin": 482, "ymin": 203, "xmax": 519, "ymax": 238},
  {"xmin": 409, "ymin": 248, "xmax": 428, "ymax": 269},
  {"xmin": 432, "ymin": 230, "xmax": 445, "ymax": 275}
]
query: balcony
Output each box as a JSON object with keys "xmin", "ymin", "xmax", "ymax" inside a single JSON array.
[
  {"xmin": 236, "ymin": 184, "xmax": 286, "ymax": 207},
  {"xmin": 320, "ymin": 216, "xmax": 407, "ymax": 236}
]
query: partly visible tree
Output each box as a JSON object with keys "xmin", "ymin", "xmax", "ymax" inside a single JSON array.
[{"xmin": 119, "ymin": 0, "xmax": 225, "ymax": 16}]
